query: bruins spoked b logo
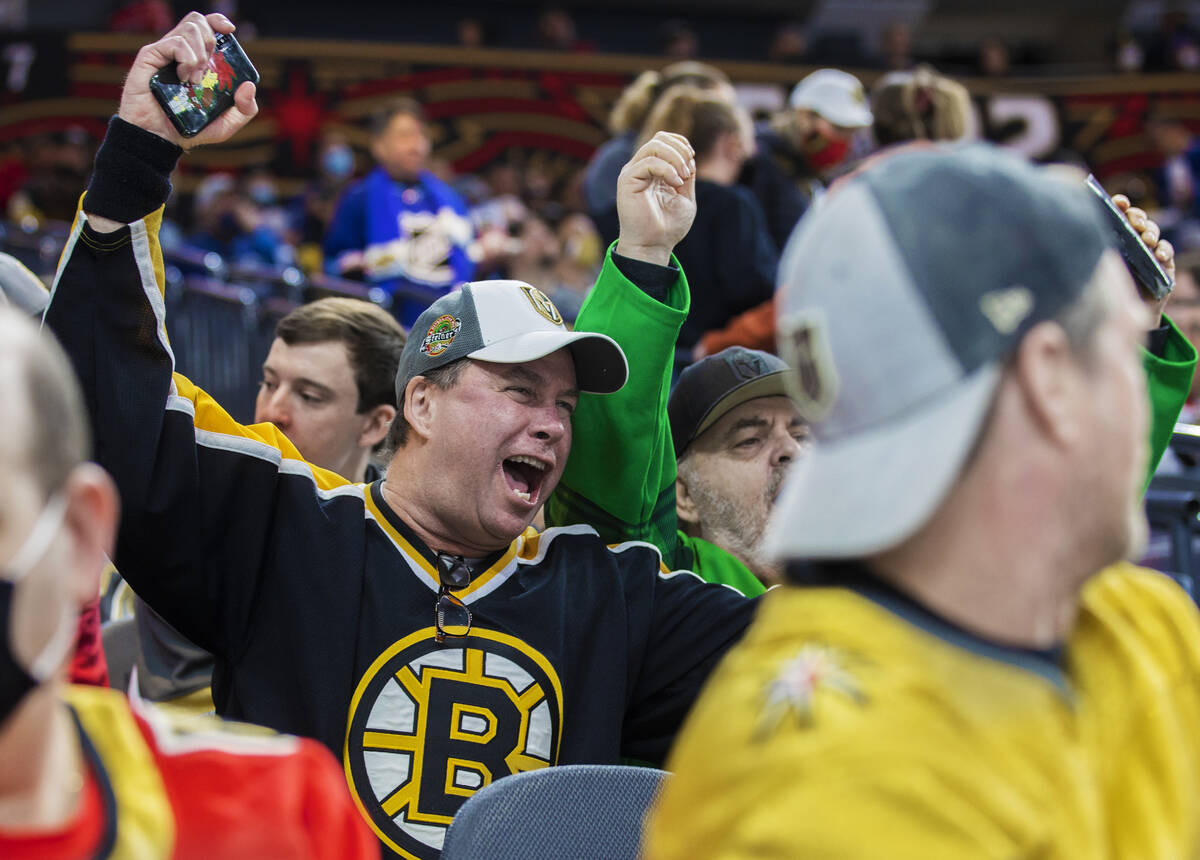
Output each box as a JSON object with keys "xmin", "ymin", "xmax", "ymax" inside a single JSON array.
[{"xmin": 344, "ymin": 628, "xmax": 563, "ymax": 859}]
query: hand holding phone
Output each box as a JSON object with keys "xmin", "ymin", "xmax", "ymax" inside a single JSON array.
[
  {"xmin": 149, "ymin": 32, "xmax": 258, "ymax": 138},
  {"xmin": 117, "ymin": 12, "xmax": 258, "ymax": 149},
  {"xmin": 1085, "ymin": 174, "xmax": 1174, "ymax": 301}
]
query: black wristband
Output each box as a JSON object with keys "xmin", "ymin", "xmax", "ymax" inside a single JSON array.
[
  {"xmin": 83, "ymin": 116, "xmax": 183, "ymax": 224},
  {"xmin": 1146, "ymin": 321, "xmax": 1172, "ymax": 358},
  {"xmin": 611, "ymin": 250, "xmax": 679, "ymax": 304}
]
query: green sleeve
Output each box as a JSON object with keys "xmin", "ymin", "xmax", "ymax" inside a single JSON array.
[
  {"xmin": 1144, "ymin": 315, "xmax": 1198, "ymax": 487},
  {"xmin": 544, "ymin": 247, "xmax": 690, "ymax": 567},
  {"xmin": 681, "ymin": 534, "xmax": 768, "ymax": 597}
]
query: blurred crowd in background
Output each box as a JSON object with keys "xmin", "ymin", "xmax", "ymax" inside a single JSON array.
[
  {"xmin": 3, "ymin": 0, "xmax": 1197, "ymax": 74},
  {"xmin": 1, "ymin": 0, "xmax": 1199, "ymax": 356}
]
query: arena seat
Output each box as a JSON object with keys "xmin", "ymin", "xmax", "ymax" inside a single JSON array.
[
  {"xmin": 440, "ymin": 764, "xmax": 669, "ymax": 860},
  {"xmin": 100, "ymin": 616, "xmax": 138, "ymax": 693}
]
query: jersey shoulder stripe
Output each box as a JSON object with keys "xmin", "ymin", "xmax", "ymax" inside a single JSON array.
[
  {"xmin": 63, "ymin": 684, "xmax": 177, "ymax": 857},
  {"xmin": 169, "ymin": 372, "xmax": 354, "ymax": 494}
]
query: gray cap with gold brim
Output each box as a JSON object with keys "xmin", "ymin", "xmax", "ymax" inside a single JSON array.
[{"xmin": 765, "ymin": 143, "xmax": 1111, "ymax": 560}]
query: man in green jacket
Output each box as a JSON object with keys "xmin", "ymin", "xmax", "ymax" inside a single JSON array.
[{"xmin": 547, "ymin": 133, "xmax": 1196, "ymax": 593}]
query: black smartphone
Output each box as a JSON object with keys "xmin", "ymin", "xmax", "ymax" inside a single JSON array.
[
  {"xmin": 148, "ymin": 32, "xmax": 259, "ymax": 138},
  {"xmin": 1085, "ymin": 174, "xmax": 1173, "ymax": 301}
]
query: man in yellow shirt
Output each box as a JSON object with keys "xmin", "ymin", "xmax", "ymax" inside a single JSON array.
[{"xmin": 643, "ymin": 145, "xmax": 1200, "ymax": 858}]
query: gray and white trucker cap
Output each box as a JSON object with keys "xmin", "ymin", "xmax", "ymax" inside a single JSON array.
[
  {"xmin": 764, "ymin": 143, "xmax": 1112, "ymax": 560},
  {"xmin": 394, "ymin": 280, "xmax": 628, "ymax": 402}
]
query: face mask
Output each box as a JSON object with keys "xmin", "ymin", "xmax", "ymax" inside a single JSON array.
[
  {"xmin": 0, "ymin": 493, "xmax": 71, "ymax": 726},
  {"xmin": 804, "ymin": 131, "xmax": 851, "ymax": 172},
  {"xmin": 322, "ymin": 145, "xmax": 355, "ymax": 180},
  {"xmin": 248, "ymin": 183, "xmax": 276, "ymax": 207}
]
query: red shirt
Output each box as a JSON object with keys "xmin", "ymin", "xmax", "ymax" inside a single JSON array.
[
  {"xmin": 0, "ymin": 688, "xmax": 379, "ymax": 859},
  {"xmin": 68, "ymin": 599, "xmax": 109, "ymax": 688}
]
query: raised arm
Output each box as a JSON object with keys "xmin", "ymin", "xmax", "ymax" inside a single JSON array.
[
  {"xmin": 545, "ymin": 133, "xmax": 698, "ymax": 564},
  {"xmin": 1111, "ymin": 193, "xmax": 1199, "ymax": 480},
  {"xmin": 44, "ymin": 13, "xmax": 350, "ymax": 661}
]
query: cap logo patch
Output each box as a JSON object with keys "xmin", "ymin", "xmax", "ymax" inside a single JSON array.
[
  {"xmin": 755, "ymin": 643, "xmax": 867, "ymax": 739},
  {"xmin": 980, "ymin": 287, "xmax": 1033, "ymax": 335},
  {"xmin": 731, "ymin": 352, "xmax": 770, "ymax": 381},
  {"xmin": 421, "ymin": 314, "xmax": 462, "ymax": 357},
  {"xmin": 520, "ymin": 286, "xmax": 563, "ymax": 326},
  {"xmin": 779, "ymin": 312, "xmax": 839, "ymax": 422}
]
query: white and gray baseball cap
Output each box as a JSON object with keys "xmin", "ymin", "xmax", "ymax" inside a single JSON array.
[
  {"xmin": 394, "ymin": 280, "xmax": 628, "ymax": 402},
  {"xmin": 765, "ymin": 143, "xmax": 1112, "ymax": 560},
  {"xmin": 789, "ymin": 68, "xmax": 873, "ymax": 129}
]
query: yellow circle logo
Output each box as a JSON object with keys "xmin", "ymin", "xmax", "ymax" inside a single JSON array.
[{"xmin": 344, "ymin": 628, "xmax": 563, "ymax": 859}]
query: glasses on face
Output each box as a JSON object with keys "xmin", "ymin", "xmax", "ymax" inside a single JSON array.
[{"xmin": 435, "ymin": 553, "xmax": 473, "ymax": 643}]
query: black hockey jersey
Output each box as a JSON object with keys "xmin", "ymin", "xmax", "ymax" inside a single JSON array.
[{"xmin": 46, "ymin": 208, "xmax": 755, "ymax": 859}]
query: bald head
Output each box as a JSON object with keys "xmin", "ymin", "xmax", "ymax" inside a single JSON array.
[{"xmin": 0, "ymin": 309, "xmax": 90, "ymax": 496}]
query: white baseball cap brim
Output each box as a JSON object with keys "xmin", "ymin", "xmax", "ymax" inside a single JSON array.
[
  {"xmin": 789, "ymin": 68, "xmax": 873, "ymax": 129},
  {"xmin": 469, "ymin": 329, "xmax": 628, "ymax": 395}
]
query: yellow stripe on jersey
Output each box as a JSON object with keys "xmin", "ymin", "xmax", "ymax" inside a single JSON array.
[
  {"xmin": 516, "ymin": 527, "xmax": 542, "ymax": 560},
  {"xmin": 172, "ymin": 372, "xmax": 353, "ymax": 493},
  {"xmin": 362, "ymin": 489, "xmax": 440, "ymax": 588},
  {"xmin": 362, "ymin": 490, "xmax": 523, "ymax": 597},
  {"xmin": 607, "ymin": 539, "xmax": 672, "ymax": 575},
  {"xmin": 74, "ymin": 198, "xmax": 350, "ymax": 496},
  {"xmin": 64, "ymin": 685, "xmax": 176, "ymax": 859},
  {"xmin": 460, "ymin": 542, "xmax": 520, "ymax": 597},
  {"xmin": 142, "ymin": 206, "xmax": 166, "ymax": 304}
]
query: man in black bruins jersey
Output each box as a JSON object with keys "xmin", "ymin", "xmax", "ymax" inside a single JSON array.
[{"xmin": 45, "ymin": 13, "xmax": 752, "ymax": 859}]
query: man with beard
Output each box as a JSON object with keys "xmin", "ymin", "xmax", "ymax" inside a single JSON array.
[
  {"xmin": 551, "ymin": 341, "xmax": 806, "ymax": 597},
  {"xmin": 668, "ymin": 349, "xmax": 806, "ymax": 593}
]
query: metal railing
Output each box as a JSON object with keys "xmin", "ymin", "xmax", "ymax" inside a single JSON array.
[{"xmin": 2, "ymin": 222, "xmax": 408, "ymax": 424}]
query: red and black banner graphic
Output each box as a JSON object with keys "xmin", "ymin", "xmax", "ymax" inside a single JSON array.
[{"xmin": 0, "ymin": 32, "xmax": 1197, "ymax": 194}]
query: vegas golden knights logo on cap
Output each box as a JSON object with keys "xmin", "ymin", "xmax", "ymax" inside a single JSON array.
[
  {"xmin": 779, "ymin": 312, "xmax": 838, "ymax": 422},
  {"xmin": 520, "ymin": 286, "xmax": 564, "ymax": 326}
]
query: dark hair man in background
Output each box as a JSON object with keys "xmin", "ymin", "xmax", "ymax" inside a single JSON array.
[{"xmin": 257, "ymin": 296, "xmax": 405, "ymax": 484}]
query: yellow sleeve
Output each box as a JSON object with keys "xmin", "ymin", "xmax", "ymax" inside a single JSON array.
[
  {"xmin": 1084, "ymin": 564, "xmax": 1200, "ymax": 684},
  {"xmin": 646, "ymin": 758, "xmax": 1037, "ymax": 859},
  {"xmin": 730, "ymin": 769, "xmax": 1030, "ymax": 858}
]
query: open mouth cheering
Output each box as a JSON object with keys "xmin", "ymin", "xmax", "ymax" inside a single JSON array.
[{"xmin": 501, "ymin": 454, "xmax": 550, "ymax": 504}]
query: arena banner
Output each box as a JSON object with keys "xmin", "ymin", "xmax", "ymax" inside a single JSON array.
[{"xmin": 0, "ymin": 32, "xmax": 1197, "ymax": 193}]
